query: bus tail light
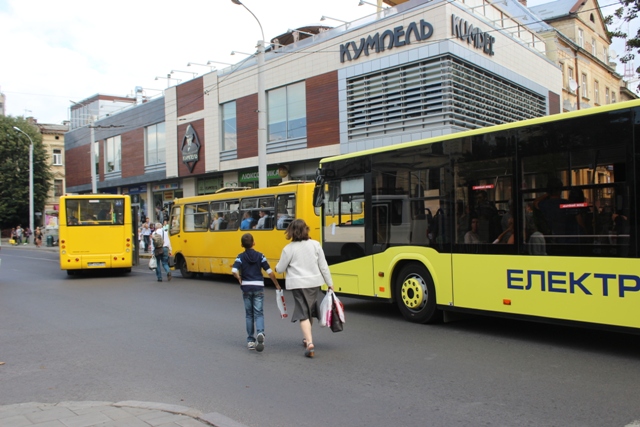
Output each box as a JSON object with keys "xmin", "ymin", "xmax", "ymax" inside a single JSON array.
[{"xmin": 503, "ymin": 299, "xmax": 511, "ymax": 305}]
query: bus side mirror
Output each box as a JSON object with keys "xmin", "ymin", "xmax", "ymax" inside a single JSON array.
[{"xmin": 313, "ymin": 173, "xmax": 325, "ymax": 208}]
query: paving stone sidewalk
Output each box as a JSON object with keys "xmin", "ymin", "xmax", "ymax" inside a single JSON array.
[{"xmin": 0, "ymin": 401, "xmax": 249, "ymax": 427}]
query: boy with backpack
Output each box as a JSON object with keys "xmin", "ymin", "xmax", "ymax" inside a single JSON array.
[
  {"xmin": 152, "ymin": 222, "xmax": 172, "ymax": 282},
  {"xmin": 232, "ymin": 233, "xmax": 281, "ymax": 352}
]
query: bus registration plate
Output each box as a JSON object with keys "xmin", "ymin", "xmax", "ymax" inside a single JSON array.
[{"xmin": 88, "ymin": 262, "xmax": 105, "ymax": 267}]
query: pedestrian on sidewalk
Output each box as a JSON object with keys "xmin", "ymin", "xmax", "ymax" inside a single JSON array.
[
  {"xmin": 152, "ymin": 222, "xmax": 172, "ymax": 282},
  {"xmin": 34, "ymin": 227, "xmax": 43, "ymax": 247},
  {"xmin": 15, "ymin": 225, "xmax": 23, "ymax": 245},
  {"xmin": 232, "ymin": 233, "xmax": 281, "ymax": 352}
]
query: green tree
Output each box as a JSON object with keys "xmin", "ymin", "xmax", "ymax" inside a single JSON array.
[
  {"xmin": 606, "ymin": 1, "xmax": 640, "ymax": 89},
  {"xmin": 0, "ymin": 116, "xmax": 53, "ymax": 232}
]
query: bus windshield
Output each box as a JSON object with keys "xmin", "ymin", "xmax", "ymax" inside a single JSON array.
[{"xmin": 64, "ymin": 198, "xmax": 126, "ymax": 226}]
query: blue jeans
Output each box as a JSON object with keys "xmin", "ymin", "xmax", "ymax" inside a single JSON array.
[
  {"xmin": 243, "ymin": 291, "xmax": 264, "ymax": 342},
  {"xmin": 155, "ymin": 247, "xmax": 170, "ymax": 280}
]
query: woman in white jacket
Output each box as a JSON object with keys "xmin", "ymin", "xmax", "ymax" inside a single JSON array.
[{"xmin": 276, "ymin": 219, "xmax": 333, "ymax": 358}]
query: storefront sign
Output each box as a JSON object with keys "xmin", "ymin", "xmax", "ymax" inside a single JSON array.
[
  {"xmin": 181, "ymin": 124, "xmax": 201, "ymax": 173},
  {"xmin": 239, "ymin": 169, "xmax": 280, "ymax": 183},
  {"xmin": 198, "ymin": 177, "xmax": 224, "ymax": 195},
  {"xmin": 451, "ymin": 14, "xmax": 495, "ymax": 56},
  {"xmin": 340, "ymin": 19, "xmax": 434, "ymax": 63},
  {"xmin": 123, "ymin": 185, "xmax": 147, "ymax": 195},
  {"xmin": 152, "ymin": 183, "xmax": 180, "ymax": 191}
]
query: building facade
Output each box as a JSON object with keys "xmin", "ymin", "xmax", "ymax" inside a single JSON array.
[
  {"xmin": 64, "ymin": 0, "xmax": 633, "ymax": 220},
  {"xmin": 530, "ymin": 0, "xmax": 637, "ymax": 111}
]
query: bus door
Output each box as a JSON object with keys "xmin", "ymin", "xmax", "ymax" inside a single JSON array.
[
  {"xmin": 323, "ymin": 178, "xmax": 369, "ymax": 296},
  {"xmin": 131, "ymin": 205, "xmax": 140, "ymax": 265}
]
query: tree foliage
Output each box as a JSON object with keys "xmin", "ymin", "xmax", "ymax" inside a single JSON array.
[
  {"xmin": 605, "ymin": 0, "xmax": 640, "ymax": 89},
  {"xmin": 0, "ymin": 115, "xmax": 53, "ymax": 231}
]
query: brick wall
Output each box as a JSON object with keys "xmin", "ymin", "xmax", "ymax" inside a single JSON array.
[{"xmin": 122, "ymin": 128, "xmax": 144, "ymax": 179}]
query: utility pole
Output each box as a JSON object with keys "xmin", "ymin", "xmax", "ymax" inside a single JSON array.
[{"xmin": 90, "ymin": 115, "xmax": 97, "ymax": 194}]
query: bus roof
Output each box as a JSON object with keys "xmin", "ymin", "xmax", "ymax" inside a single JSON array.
[{"xmin": 319, "ymin": 98, "xmax": 640, "ymax": 166}]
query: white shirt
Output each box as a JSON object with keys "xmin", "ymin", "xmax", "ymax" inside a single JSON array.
[
  {"xmin": 153, "ymin": 228, "xmax": 172, "ymax": 253},
  {"xmin": 275, "ymin": 239, "xmax": 333, "ymax": 289}
]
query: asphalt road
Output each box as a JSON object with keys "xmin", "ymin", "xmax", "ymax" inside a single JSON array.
[{"xmin": 1, "ymin": 245, "xmax": 639, "ymax": 427}]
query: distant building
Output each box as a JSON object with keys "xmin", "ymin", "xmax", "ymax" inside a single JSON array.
[
  {"xmin": 0, "ymin": 90, "xmax": 5, "ymax": 116},
  {"xmin": 529, "ymin": 0, "xmax": 637, "ymax": 111},
  {"xmin": 29, "ymin": 119, "xmax": 69, "ymax": 228},
  {"xmin": 69, "ymin": 94, "xmax": 137, "ymax": 130}
]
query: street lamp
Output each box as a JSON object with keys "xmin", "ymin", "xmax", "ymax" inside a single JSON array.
[
  {"xmin": 231, "ymin": 0, "xmax": 267, "ymax": 188},
  {"xmin": 170, "ymin": 70, "xmax": 198, "ymax": 79},
  {"xmin": 13, "ymin": 126, "xmax": 34, "ymax": 244},
  {"xmin": 320, "ymin": 15, "xmax": 349, "ymax": 24}
]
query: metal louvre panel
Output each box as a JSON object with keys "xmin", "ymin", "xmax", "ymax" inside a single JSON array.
[{"xmin": 346, "ymin": 56, "xmax": 546, "ymax": 140}]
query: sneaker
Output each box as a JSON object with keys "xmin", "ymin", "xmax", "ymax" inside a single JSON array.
[
  {"xmin": 247, "ymin": 341, "xmax": 256, "ymax": 351},
  {"xmin": 256, "ymin": 333, "xmax": 265, "ymax": 352},
  {"xmin": 167, "ymin": 273, "xmax": 172, "ymax": 282}
]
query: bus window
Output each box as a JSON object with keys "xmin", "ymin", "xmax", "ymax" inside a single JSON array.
[
  {"xmin": 170, "ymin": 206, "xmax": 181, "ymax": 235},
  {"xmin": 225, "ymin": 200, "xmax": 240, "ymax": 230},
  {"xmin": 276, "ymin": 194, "xmax": 296, "ymax": 229},
  {"xmin": 184, "ymin": 203, "xmax": 209, "ymax": 232},
  {"xmin": 521, "ymin": 140, "xmax": 631, "ymax": 257}
]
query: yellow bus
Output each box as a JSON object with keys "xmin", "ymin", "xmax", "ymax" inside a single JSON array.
[
  {"xmin": 314, "ymin": 99, "xmax": 640, "ymax": 333},
  {"xmin": 169, "ymin": 182, "xmax": 319, "ymax": 279},
  {"xmin": 59, "ymin": 194, "xmax": 135, "ymax": 275}
]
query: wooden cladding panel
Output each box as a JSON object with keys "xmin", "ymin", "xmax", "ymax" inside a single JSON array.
[
  {"xmin": 121, "ymin": 128, "xmax": 144, "ymax": 179},
  {"xmin": 177, "ymin": 119, "xmax": 206, "ymax": 176},
  {"xmin": 65, "ymin": 144, "xmax": 90, "ymax": 188},
  {"xmin": 548, "ymin": 91, "xmax": 560, "ymax": 115},
  {"xmin": 306, "ymin": 71, "xmax": 339, "ymax": 149},
  {"xmin": 236, "ymin": 94, "xmax": 258, "ymax": 159},
  {"xmin": 177, "ymin": 78, "xmax": 204, "ymax": 117}
]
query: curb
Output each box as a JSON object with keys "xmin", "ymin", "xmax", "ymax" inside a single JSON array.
[{"xmin": 0, "ymin": 401, "xmax": 250, "ymax": 427}]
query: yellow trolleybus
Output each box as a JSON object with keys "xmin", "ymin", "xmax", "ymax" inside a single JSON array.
[
  {"xmin": 169, "ymin": 182, "xmax": 319, "ymax": 279},
  {"xmin": 313, "ymin": 99, "xmax": 640, "ymax": 332},
  {"xmin": 59, "ymin": 194, "xmax": 135, "ymax": 275}
]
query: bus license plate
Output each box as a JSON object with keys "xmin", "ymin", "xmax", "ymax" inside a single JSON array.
[{"xmin": 87, "ymin": 262, "xmax": 105, "ymax": 267}]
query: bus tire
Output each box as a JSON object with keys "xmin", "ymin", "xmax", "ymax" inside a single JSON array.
[
  {"xmin": 66, "ymin": 270, "xmax": 76, "ymax": 276},
  {"xmin": 394, "ymin": 263, "xmax": 442, "ymax": 324},
  {"xmin": 179, "ymin": 257, "xmax": 194, "ymax": 279}
]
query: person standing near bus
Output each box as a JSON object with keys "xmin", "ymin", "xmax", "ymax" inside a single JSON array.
[
  {"xmin": 141, "ymin": 218, "xmax": 152, "ymax": 252},
  {"xmin": 276, "ymin": 219, "xmax": 334, "ymax": 358},
  {"xmin": 152, "ymin": 222, "xmax": 172, "ymax": 282}
]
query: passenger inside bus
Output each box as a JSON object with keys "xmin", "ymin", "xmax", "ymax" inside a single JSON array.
[{"xmin": 464, "ymin": 218, "xmax": 481, "ymax": 244}]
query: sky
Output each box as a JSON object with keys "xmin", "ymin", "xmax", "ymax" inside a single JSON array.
[{"xmin": 0, "ymin": 0, "xmax": 636, "ymax": 125}]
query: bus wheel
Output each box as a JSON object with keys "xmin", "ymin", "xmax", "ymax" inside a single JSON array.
[
  {"xmin": 394, "ymin": 263, "xmax": 441, "ymax": 324},
  {"xmin": 66, "ymin": 270, "xmax": 75, "ymax": 276},
  {"xmin": 179, "ymin": 258, "xmax": 194, "ymax": 279}
]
